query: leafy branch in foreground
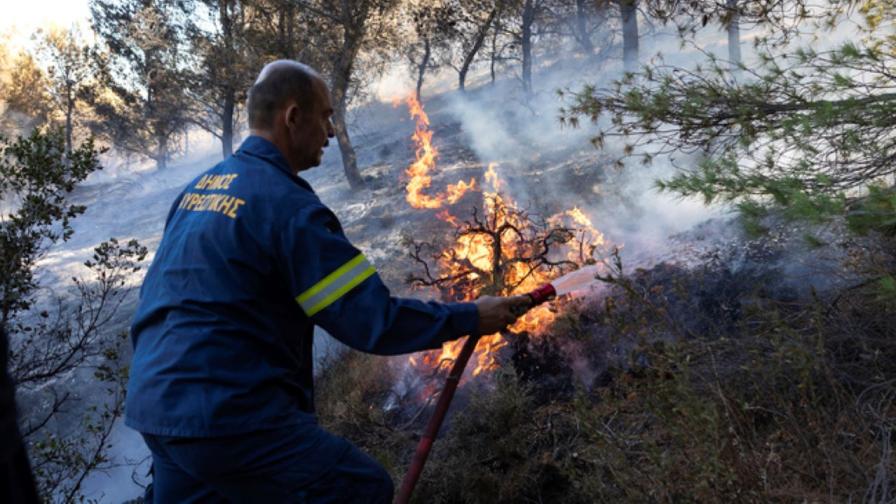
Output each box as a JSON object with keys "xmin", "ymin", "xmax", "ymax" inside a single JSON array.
[
  {"xmin": 1, "ymin": 129, "xmax": 147, "ymax": 502},
  {"xmin": 19, "ymin": 238, "xmax": 147, "ymax": 503},
  {"xmin": 562, "ymin": 9, "xmax": 896, "ymax": 234},
  {"xmin": 0, "ymin": 128, "xmax": 102, "ymax": 326}
]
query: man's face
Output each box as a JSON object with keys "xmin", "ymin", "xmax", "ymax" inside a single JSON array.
[{"xmin": 288, "ymin": 79, "xmax": 335, "ymax": 171}]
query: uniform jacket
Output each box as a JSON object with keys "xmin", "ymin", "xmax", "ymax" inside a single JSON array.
[{"xmin": 125, "ymin": 136, "xmax": 479, "ymax": 437}]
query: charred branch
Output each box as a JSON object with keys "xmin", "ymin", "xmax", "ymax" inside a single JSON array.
[{"xmin": 408, "ymin": 194, "xmax": 589, "ymax": 299}]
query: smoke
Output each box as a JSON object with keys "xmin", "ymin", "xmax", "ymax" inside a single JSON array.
[{"xmin": 424, "ymin": 40, "xmax": 730, "ymax": 265}]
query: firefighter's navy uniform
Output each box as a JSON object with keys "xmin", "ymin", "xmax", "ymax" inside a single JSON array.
[{"xmin": 126, "ymin": 136, "xmax": 479, "ymax": 502}]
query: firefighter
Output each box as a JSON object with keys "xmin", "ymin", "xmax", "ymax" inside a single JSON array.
[{"xmin": 126, "ymin": 60, "xmax": 529, "ymax": 503}]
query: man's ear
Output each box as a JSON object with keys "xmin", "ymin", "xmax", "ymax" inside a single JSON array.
[{"xmin": 284, "ymin": 103, "xmax": 301, "ymax": 129}]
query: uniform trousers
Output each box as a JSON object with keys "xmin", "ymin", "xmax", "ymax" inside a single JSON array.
[{"xmin": 141, "ymin": 423, "xmax": 393, "ymax": 503}]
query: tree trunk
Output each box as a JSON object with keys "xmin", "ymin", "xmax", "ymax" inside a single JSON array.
[
  {"xmin": 575, "ymin": 0, "xmax": 595, "ymax": 56},
  {"xmin": 331, "ymin": 53, "xmax": 363, "ymax": 189},
  {"xmin": 222, "ymin": 88, "xmax": 235, "ymax": 158},
  {"xmin": 64, "ymin": 90, "xmax": 74, "ymax": 158},
  {"xmin": 220, "ymin": 0, "xmax": 235, "ymax": 158},
  {"xmin": 490, "ymin": 27, "xmax": 499, "ymax": 85},
  {"xmin": 415, "ymin": 37, "xmax": 431, "ymax": 102},
  {"xmin": 332, "ymin": 101, "xmax": 363, "ymax": 189},
  {"xmin": 521, "ymin": 0, "xmax": 535, "ymax": 95},
  {"xmin": 458, "ymin": 8, "xmax": 498, "ymax": 92},
  {"xmin": 620, "ymin": 0, "xmax": 639, "ymax": 73},
  {"xmin": 156, "ymin": 134, "xmax": 168, "ymax": 170},
  {"xmin": 726, "ymin": 0, "xmax": 742, "ymax": 72},
  {"xmin": 277, "ymin": 2, "xmax": 295, "ymax": 58},
  {"xmin": 324, "ymin": 1, "xmax": 368, "ymax": 189}
]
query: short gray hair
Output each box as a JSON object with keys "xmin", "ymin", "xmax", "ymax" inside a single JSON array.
[{"xmin": 247, "ymin": 60, "xmax": 321, "ymax": 130}]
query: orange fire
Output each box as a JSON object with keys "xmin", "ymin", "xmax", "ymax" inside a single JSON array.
[
  {"xmin": 401, "ymin": 98, "xmax": 607, "ymax": 380},
  {"xmin": 550, "ymin": 206, "xmax": 607, "ymax": 264},
  {"xmin": 405, "ymin": 96, "xmax": 477, "ymax": 209}
]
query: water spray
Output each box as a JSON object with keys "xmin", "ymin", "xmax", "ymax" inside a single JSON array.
[{"xmin": 396, "ymin": 266, "xmax": 599, "ymax": 504}]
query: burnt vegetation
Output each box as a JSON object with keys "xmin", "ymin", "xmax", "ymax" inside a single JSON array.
[{"xmin": 318, "ymin": 224, "xmax": 896, "ymax": 503}]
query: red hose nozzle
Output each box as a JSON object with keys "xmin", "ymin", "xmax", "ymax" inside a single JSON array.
[
  {"xmin": 527, "ymin": 283, "xmax": 556, "ymax": 306},
  {"xmin": 511, "ymin": 283, "xmax": 556, "ymax": 317}
]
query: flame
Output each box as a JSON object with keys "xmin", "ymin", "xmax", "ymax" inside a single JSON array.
[
  {"xmin": 405, "ymin": 96, "xmax": 476, "ymax": 209},
  {"xmin": 401, "ymin": 98, "xmax": 608, "ymax": 380},
  {"xmin": 549, "ymin": 206, "xmax": 607, "ymax": 263},
  {"xmin": 566, "ymin": 207, "xmax": 592, "ymax": 227}
]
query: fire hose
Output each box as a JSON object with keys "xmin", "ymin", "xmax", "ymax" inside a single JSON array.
[{"xmin": 395, "ymin": 283, "xmax": 557, "ymax": 504}]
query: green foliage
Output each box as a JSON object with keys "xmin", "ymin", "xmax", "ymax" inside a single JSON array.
[
  {"xmin": 848, "ymin": 184, "xmax": 896, "ymax": 236},
  {"xmin": 0, "ymin": 129, "xmax": 101, "ymax": 326},
  {"xmin": 413, "ymin": 371, "xmax": 547, "ymax": 504},
  {"xmin": 20, "ymin": 238, "xmax": 146, "ymax": 502},
  {"xmin": 563, "ymin": 5, "xmax": 896, "ymax": 236},
  {"xmin": 0, "ymin": 127, "xmax": 146, "ymax": 502},
  {"xmin": 91, "ymin": 0, "xmax": 191, "ymax": 169}
]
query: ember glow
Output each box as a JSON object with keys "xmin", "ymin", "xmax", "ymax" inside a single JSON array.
[{"xmin": 402, "ymin": 98, "xmax": 609, "ymax": 380}]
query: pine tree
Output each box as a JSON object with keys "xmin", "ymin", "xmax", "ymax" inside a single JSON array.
[
  {"xmin": 182, "ymin": 0, "xmax": 259, "ymax": 158},
  {"xmin": 563, "ymin": 1, "xmax": 895, "ymax": 236},
  {"xmin": 35, "ymin": 28, "xmax": 98, "ymax": 157},
  {"xmin": 296, "ymin": 0, "xmax": 403, "ymax": 189},
  {"xmin": 91, "ymin": 0, "xmax": 191, "ymax": 169}
]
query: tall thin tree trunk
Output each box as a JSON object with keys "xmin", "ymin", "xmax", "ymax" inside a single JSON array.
[
  {"xmin": 620, "ymin": 0, "xmax": 639, "ymax": 73},
  {"xmin": 156, "ymin": 134, "xmax": 168, "ymax": 170},
  {"xmin": 331, "ymin": 67, "xmax": 363, "ymax": 189},
  {"xmin": 277, "ymin": 2, "xmax": 295, "ymax": 58},
  {"xmin": 222, "ymin": 89, "xmax": 235, "ymax": 158},
  {"xmin": 458, "ymin": 8, "xmax": 497, "ymax": 92},
  {"xmin": 490, "ymin": 27, "xmax": 499, "ymax": 85},
  {"xmin": 64, "ymin": 92, "xmax": 74, "ymax": 158},
  {"xmin": 286, "ymin": 3, "xmax": 295, "ymax": 57},
  {"xmin": 575, "ymin": 0, "xmax": 594, "ymax": 56},
  {"xmin": 277, "ymin": 6, "xmax": 286, "ymax": 56},
  {"xmin": 332, "ymin": 102, "xmax": 362, "ymax": 189},
  {"xmin": 726, "ymin": 0, "xmax": 742, "ymax": 73},
  {"xmin": 416, "ymin": 37, "xmax": 431, "ymax": 102},
  {"xmin": 521, "ymin": 0, "xmax": 535, "ymax": 95},
  {"xmin": 220, "ymin": 0, "xmax": 235, "ymax": 157}
]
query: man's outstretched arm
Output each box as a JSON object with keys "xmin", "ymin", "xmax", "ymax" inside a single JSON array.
[{"xmin": 278, "ymin": 204, "xmax": 528, "ymax": 355}]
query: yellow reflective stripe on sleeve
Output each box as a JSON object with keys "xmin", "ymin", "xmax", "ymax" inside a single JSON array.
[
  {"xmin": 304, "ymin": 265, "xmax": 376, "ymax": 317},
  {"xmin": 296, "ymin": 253, "xmax": 377, "ymax": 317}
]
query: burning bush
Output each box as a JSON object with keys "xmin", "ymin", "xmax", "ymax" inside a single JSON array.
[{"xmin": 394, "ymin": 95, "xmax": 610, "ymax": 383}]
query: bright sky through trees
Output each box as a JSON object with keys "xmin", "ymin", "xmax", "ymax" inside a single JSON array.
[{"xmin": 0, "ymin": 0, "xmax": 91, "ymax": 49}]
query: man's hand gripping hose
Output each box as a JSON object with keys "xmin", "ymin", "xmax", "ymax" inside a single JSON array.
[{"xmin": 395, "ymin": 283, "xmax": 557, "ymax": 504}]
